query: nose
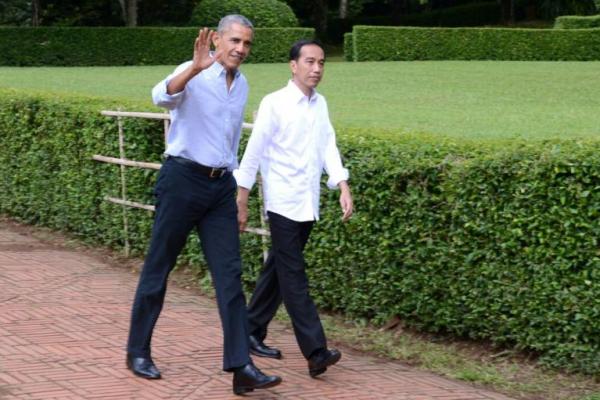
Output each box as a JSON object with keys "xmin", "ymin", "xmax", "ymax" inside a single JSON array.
[{"xmin": 235, "ymin": 42, "xmax": 246, "ymax": 55}]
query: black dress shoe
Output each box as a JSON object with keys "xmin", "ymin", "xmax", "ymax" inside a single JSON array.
[
  {"xmin": 308, "ymin": 348, "xmax": 341, "ymax": 378},
  {"xmin": 249, "ymin": 335, "xmax": 282, "ymax": 359},
  {"xmin": 233, "ymin": 363, "xmax": 282, "ymax": 395},
  {"xmin": 126, "ymin": 354, "xmax": 161, "ymax": 379}
]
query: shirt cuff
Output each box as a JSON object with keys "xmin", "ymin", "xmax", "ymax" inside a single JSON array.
[
  {"xmin": 233, "ymin": 169, "xmax": 256, "ymax": 190},
  {"xmin": 162, "ymin": 78, "xmax": 184, "ymax": 98},
  {"xmin": 153, "ymin": 78, "xmax": 184, "ymax": 107},
  {"xmin": 326, "ymin": 167, "xmax": 349, "ymax": 190}
]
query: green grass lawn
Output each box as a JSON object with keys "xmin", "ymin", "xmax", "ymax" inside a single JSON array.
[{"xmin": 1, "ymin": 61, "xmax": 599, "ymax": 139}]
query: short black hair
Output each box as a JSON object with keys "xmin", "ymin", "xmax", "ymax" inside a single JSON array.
[{"xmin": 289, "ymin": 39, "xmax": 325, "ymax": 61}]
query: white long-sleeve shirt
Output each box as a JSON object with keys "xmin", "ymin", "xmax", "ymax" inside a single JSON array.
[
  {"xmin": 152, "ymin": 59, "xmax": 248, "ymax": 170},
  {"xmin": 234, "ymin": 80, "xmax": 349, "ymax": 222}
]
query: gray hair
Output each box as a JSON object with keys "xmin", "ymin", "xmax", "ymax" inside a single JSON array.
[{"xmin": 217, "ymin": 14, "xmax": 254, "ymax": 34}]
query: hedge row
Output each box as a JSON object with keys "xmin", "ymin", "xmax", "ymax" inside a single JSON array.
[
  {"xmin": 555, "ymin": 14, "xmax": 600, "ymax": 29},
  {"xmin": 1, "ymin": 91, "xmax": 599, "ymax": 374},
  {"xmin": 0, "ymin": 27, "xmax": 314, "ymax": 66},
  {"xmin": 348, "ymin": 26, "xmax": 600, "ymax": 61},
  {"xmin": 343, "ymin": 32, "xmax": 353, "ymax": 62}
]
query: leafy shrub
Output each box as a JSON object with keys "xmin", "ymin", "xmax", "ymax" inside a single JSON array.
[
  {"xmin": 343, "ymin": 32, "xmax": 353, "ymax": 61},
  {"xmin": 190, "ymin": 0, "xmax": 297, "ymax": 28},
  {"xmin": 1, "ymin": 91, "xmax": 599, "ymax": 374},
  {"xmin": 0, "ymin": 26, "xmax": 313, "ymax": 66},
  {"xmin": 554, "ymin": 14, "xmax": 600, "ymax": 28},
  {"xmin": 351, "ymin": 25, "xmax": 600, "ymax": 61}
]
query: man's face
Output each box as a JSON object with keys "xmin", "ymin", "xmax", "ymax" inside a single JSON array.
[
  {"xmin": 290, "ymin": 44, "xmax": 325, "ymax": 93},
  {"xmin": 214, "ymin": 23, "xmax": 253, "ymax": 71}
]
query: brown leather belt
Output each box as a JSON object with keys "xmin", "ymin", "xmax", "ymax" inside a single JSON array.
[{"xmin": 168, "ymin": 156, "xmax": 228, "ymax": 179}]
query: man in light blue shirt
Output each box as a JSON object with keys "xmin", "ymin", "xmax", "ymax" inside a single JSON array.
[{"xmin": 126, "ymin": 15, "xmax": 281, "ymax": 395}]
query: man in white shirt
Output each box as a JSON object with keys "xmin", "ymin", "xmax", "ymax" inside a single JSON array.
[
  {"xmin": 126, "ymin": 15, "xmax": 281, "ymax": 395},
  {"xmin": 235, "ymin": 39, "xmax": 353, "ymax": 378}
]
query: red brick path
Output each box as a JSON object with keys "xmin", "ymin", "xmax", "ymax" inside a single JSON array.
[{"xmin": 0, "ymin": 225, "xmax": 515, "ymax": 400}]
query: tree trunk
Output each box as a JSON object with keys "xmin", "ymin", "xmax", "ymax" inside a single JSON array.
[
  {"xmin": 339, "ymin": 0, "xmax": 348, "ymax": 19},
  {"xmin": 127, "ymin": 0, "xmax": 138, "ymax": 27},
  {"xmin": 390, "ymin": 0, "xmax": 410, "ymax": 24},
  {"xmin": 526, "ymin": 0, "xmax": 537, "ymax": 20},
  {"xmin": 117, "ymin": 0, "xmax": 138, "ymax": 26},
  {"xmin": 31, "ymin": 0, "xmax": 40, "ymax": 26},
  {"xmin": 500, "ymin": 0, "xmax": 515, "ymax": 25},
  {"xmin": 117, "ymin": 0, "xmax": 127, "ymax": 24},
  {"xmin": 311, "ymin": 0, "xmax": 328, "ymax": 38}
]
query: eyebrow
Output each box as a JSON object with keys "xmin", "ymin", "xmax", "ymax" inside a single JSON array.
[{"xmin": 230, "ymin": 37, "xmax": 252, "ymax": 45}]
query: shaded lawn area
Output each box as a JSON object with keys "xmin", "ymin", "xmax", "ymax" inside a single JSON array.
[{"xmin": 1, "ymin": 61, "xmax": 599, "ymax": 139}]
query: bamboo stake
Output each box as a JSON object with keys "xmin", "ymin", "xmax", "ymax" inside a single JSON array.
[
  {"xmin": 101, "ymin": 110, "xmax": 170, "ymax": 120},
  {"xmin": 105, "ymin": 196, "xmax": 155, "ymax": 212},
  {"xmin": 163, "ymin": 118, "xmax": 170, "ymax": 148},
  {"xmin": 256, "ymin": 175, "xmax": 270, "ymax": 261},
  {"xmin": 101, "ymin": 110, "xmax": 253, "ymax": 130},
  {"xmin": 245, "ymin": 226, "xmax": 270, "ymax": 236},
  {"xmin": 104, "ymin": 196, "xmax": 269, "ymax": 236},
  {"xmin": 117, "ymin": 115, "xmax": 130, "ymax": 256},
  {"xmin": 92, "ymin": 155, "xmax": 161, "ymax": 170}
]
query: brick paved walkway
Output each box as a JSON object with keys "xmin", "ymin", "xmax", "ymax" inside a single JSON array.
[{"xmin": 0, "ymin": 224, "xmax": 516, "ymax": 400}]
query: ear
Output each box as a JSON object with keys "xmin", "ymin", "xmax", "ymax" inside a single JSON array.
[
  {"xmin": 290, "ymin": 60, "xmax": 297, "ymax": 75},
  {"xmin": 212, "ymin": 32, "xmax": 220, "ymax": 49}
]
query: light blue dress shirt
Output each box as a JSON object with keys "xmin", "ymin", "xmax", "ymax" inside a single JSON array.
[{"xmin": 152, "ymin": 59, "xmax": 248, "ymax": 170}]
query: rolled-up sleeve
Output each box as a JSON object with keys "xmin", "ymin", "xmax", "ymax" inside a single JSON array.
[
  {"xmin": 151, "ymin": 62, "xmax": 191, "ymax": 109},
  {"xmin": 324, "ymin": 122, "xmax": 349, "ymax": 189}
]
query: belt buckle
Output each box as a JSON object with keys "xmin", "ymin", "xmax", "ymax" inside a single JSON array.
[{"xmin": 209, "ymin": 168, "xmax": 224, "ymax": 178}]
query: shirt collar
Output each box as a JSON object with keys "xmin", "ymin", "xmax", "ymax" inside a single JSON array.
[
  {"xmin": 287, "ymin": 80, "xmax": 318, "ymax": 104},
  {"xmin": 207, "ymin": 52, "xmax": 241, "ymax": 79}
]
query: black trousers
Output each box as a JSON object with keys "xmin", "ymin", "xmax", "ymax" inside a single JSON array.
[
  {"xmin": 127, "ymin": 158, "xmax": 250, "ymax": 371},
  {"xmin": 247, "ymin": 211, "xmax": 326, "ymax": 359}
]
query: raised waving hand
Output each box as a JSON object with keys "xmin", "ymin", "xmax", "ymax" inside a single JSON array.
[
  {"xmin": 166, "ymin": 27, "xmax": 222, "ymax": 94},
  {"xmin": 191, "ymin": 28, "xmax": 223, "ymax": 73}
]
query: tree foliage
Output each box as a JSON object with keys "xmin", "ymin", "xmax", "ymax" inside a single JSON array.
[
  {"xmin": 0, "ymin": 0, "xmax": 197, "ymax": 26},
  {"xmin": 0, "ymin": 0, "xmax": 34, "ymax": 25},
  {"xmin": 3, "ymin": 0, "xmax": 598, "ymax": 31},
  {"xmin": 190, "ymin": 0, "xmax": 298, "ymax": 28},
  {"xmin": 537, "ymin": 0, "xmax": 597, "ymax": 19}
]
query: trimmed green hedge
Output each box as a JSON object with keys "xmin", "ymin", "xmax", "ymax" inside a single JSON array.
[
  {"xmin": 1, "ymin": 91, "xmax": 599, "ymax": 374},
  {"xmin": 343, "ymin": 32, "xmax": 353, "ymax": 61},
  {"xmin": 350, "ymin": 26, "xmax": 600, "ymax": 61},
  {"xmin": 0, "ymin": 27, "xmax": 314, "ymax": 66},
  {"xmin": 555, "ymin": 14, "xmax": 600, "ymax": 29}
]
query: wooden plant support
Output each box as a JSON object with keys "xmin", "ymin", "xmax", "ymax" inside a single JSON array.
[{"xmin": 93, "ymin": 110, "xmax": 269, "ymax": 260}]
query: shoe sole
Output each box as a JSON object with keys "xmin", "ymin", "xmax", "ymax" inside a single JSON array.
[
  {"xmin": 309, "ymin": 352, "xmax": 341, "ymax": 378},
  {"xmin": 309, "ymin": 366, "xmax": 327, "ymax": 378},
  {"xmin": 126, "ymin": 361, "xmax": 162, "ymax": 379},
  {"xmin": 233, "ymin": 377, "xmax": 282, "ymax": 395},
  {"xmin": 249, "ymin": 348, "xmax": 282, "ymax": 359}
]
